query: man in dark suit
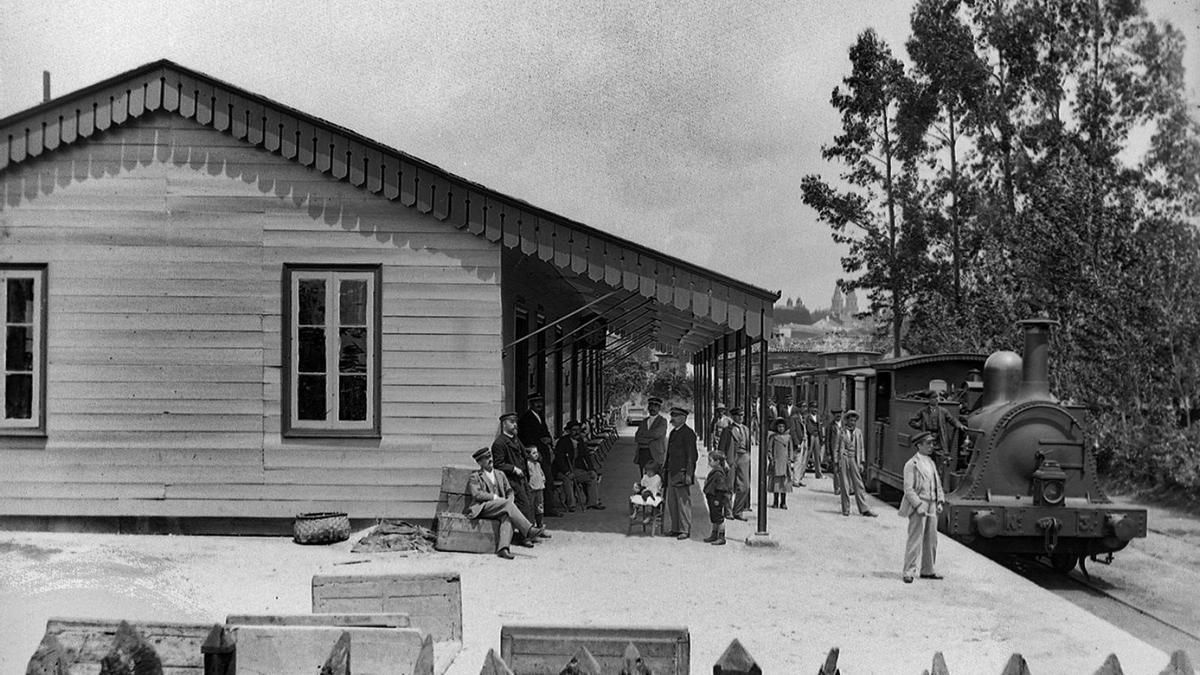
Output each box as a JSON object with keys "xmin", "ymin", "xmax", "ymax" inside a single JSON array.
[
  {"xmin": 908, "ymin": 392, "xmax": 968, "ymax": 472},
  {"xmin": 491, "ymin": 412, "xmax": 534, "ymax": 522},
  {"xmin": 466, "ymin": 447, "xmax": 547, "ymax": 559},
  {"xmin": 518, "ymin": 394, "xmax": 562, "ymax": 517},
  {"xmin": 662, "ymin": 406, "xmax": 698, "ymax": 540},
  {"xmin": 553, "ymin": 420, "xmax": 604, "ymax": 510},
  {"xmin": 718, "ymin": 406, "xmax": 752, "ymax": 519}
]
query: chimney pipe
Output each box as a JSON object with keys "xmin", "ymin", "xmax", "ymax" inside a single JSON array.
[
  {"xmin": 1015, "ymin": 317, "xmax": 1059, "ymax": 402},
  {"xmin": 43, "ymin": 71, "xmax": 51, "ymax": 102}
]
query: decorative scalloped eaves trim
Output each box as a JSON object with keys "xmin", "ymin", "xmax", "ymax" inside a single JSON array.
[{"xmin": 0, "ymin": 61, "xmax": 777, "ymax": 343}]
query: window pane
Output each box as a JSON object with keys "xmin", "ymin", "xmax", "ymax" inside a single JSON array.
[
  {"xmin": 298, "ymin": 327, "xmax": 326, "ymax": 373},
  {"xmin": 7, "ymin": 279, "xmax": 34, "ymax": 324},
  {"xmin": 5, "ymin": 326, "xmax": 33, "ymax": 371},
  {"xmin": 297, "ymin": 375, "xmax": 327, "ymax": 420},
  {"xmin": 339, "ymin": 327, "xmax": 367, "ymax": 373},
  {"xmin": 298, "ymin": 279, "xmax": 325, "ymax": 325},
  {"xmin": 4, "ymin": 374, "xmax": 32, "ymax": 419},
  {"xmin": 339, "ymin": 375, "xmax": 367, "ymax": 421},
  {"xmin": 339, "ymin": 279, "xmax": 367, "ymax": 325}
]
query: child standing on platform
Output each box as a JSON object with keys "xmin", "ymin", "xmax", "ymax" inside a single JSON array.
[
  {"xmin": 767, "ymin": 417, "xmax": 795, "ymax": 509},
  {"xmin": 703, "ymin": 451, "xmax": 731, "ymax": 545},
  {"xmin": 526, "ymin": 445, "xmax": 547, "ymax": 529}
]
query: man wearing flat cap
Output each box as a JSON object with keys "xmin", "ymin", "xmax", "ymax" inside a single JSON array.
[
  {"xmin": 708, "ymin": 404, "xmax": 731, "ymax": 451},
  {"xmin": 634, "ymin": 397, "xmax": 668, "ymax": 473},
  {"xmin": 662, "ymin": 406, "xmax": 698, "ymax": 540},
  {"xmin": 718, "ymin": 406, "xmax": 753, "ymax": 519},
  {"xmin": 466, "ymin": 447, "xmax": 547, "ymax": 559},
  {"xmin": 553, "ymin": 420, "xmax": 604, "ymax": 511},
  {"xmin": 908, "ymin": 391, "xmax": 967, "ymax": 473},
  {"xmin": 834, "ymin": 410, "xmax": 877, "ymax": 518},
  {"xmin": 899, "ymin": 431, "xmax": 945, "ymax": 582},
  {"xmin": 518, "ymin": 394, "xmax": 562, "ymax": 517},
  {"xmin": 491, "ymin": 412, "xmax": 534, "ymax": 523}
]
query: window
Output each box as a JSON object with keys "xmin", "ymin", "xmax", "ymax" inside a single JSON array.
[
  {"xmin": 2, "ymin": 264, "xmax": 47, "ymax": 435},
  {"xmin": 282, "ymin": 265, "xmax": 381, "ymax": 437}
]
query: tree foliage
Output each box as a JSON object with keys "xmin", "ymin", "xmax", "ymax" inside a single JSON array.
[{"xmin": 808, "ymin": 0, "xmax": 1200, "ymax": 494}]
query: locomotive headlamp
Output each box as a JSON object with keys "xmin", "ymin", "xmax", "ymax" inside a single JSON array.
[{"xmin": 1032, "ymin": 456, "xmax": 1067, "ymax": 507}]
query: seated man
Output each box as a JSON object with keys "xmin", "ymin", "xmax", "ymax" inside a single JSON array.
[
  {"xmin": 553, "ymin": 420, "xmax": 606, "ymax": 510},
  {"xmin": 466, "ymin": 447, "xmax": 548, "ymax": 559}
]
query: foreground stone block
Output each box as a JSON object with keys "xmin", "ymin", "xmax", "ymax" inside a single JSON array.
[
  {"xmin": 499, "ymin": 625, "xmax": 689, "ymax": 675},
  {"xmin": 233, "ymin": 625, "xmax": 432, "ymax": 675},
  {"xmin": 32, "ymin": 619, "xmax": 212, "ymax": 674},
  {"xmin": 312, "ymin": 572, "xmax": 462, "ymax": 642}
]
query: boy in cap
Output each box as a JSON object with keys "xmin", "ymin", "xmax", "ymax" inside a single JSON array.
[
  {"xmin": 834, "ymin": 411, "xmax": 877, "ymax": 518},
  {"xmin": 466, "ymin": 447, "xmax": 547, "ymax": 559},
  {"xmin": 899, "ymin": 431, "xmax": 945, "ymax": 582}
]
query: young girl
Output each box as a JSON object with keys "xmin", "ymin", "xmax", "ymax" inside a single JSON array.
[
  {"xmin": 629, "ymin": 461, "xmax": 663, "ymax": 524},
  {"xmin": 703, "ymin": 451, "xmax": 731, "ymax": 545},
  {"xmin": 767, "ymin": 417, "xmax": 795, "ymax": 509}
]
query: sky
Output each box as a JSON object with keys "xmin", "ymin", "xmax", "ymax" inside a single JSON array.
[{"xmin": 2, "ymin": 0, "xmax": 1197, "ymax": 310}]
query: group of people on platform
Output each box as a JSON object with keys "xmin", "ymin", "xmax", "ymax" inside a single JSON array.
[
  {"xmin": 465, "ymin": 393, "xmax": 607, "ymax": 560},
  {"xmin": 465, "ymin": 389, "xmax": 954, "ymax": 581}
]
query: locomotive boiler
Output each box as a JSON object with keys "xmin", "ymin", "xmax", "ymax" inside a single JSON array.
[{"xmin": 941, "ymin": 318, "xmax": 1147, "ymax": 572}]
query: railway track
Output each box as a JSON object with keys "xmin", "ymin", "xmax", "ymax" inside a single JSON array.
[{"xmin": 994, "ymin": 521, "xmax": 1200, "ymax": 663}]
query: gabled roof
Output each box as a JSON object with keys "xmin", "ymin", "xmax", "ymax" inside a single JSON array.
[{"xmin": 0, "ymin": 60, "xmax": 778, "ymax": 349}]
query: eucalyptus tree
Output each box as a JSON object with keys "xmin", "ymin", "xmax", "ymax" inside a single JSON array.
[{"xmin": 801, "ymin": 29, "xmax": 920, "ymax": 357}]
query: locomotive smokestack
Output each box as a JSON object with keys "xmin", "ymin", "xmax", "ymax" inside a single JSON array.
[{"xmin": 1015, "ymin": 317, "xmax": 1060, "ymax": 402}]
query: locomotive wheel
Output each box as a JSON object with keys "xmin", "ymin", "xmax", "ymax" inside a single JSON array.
[{"xmin": 1049, "ymin": 548, "xmax": 1079, "ymax": 574}]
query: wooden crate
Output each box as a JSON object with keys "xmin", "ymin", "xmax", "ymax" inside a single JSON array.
[
  {"xmin": 312, "ymin": 572, "xmax": 463, "ymax": 643},
  {"xmin": 435, "ymin": 511, "xmax": 500, "ymax": 553},
  {"xmin": 433, "ymin": 465, "xmax": 500, "ymax": 553},
  {"xmin": 499, "ymin": 624, "xmax": 690, "ymax": 675},
  {"xmin": 434, "ymin": 465, "xmax": 478, "ymax": 516}
]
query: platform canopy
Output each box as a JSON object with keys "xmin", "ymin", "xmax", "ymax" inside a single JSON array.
[{"xmin": 0, "ymin": 60, "xmax": 778, "ymax": 355}]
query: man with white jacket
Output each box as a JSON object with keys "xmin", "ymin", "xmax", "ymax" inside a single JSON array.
[{"xmin": 899, "ymin": 431, "xmax": 945, "ymax": 583}]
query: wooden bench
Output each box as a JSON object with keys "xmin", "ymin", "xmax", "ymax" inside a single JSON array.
[
  {"xmin": 499, "ymin": 624, "xmax": 690, "ymax": 675},
  {"xmin": 433, "ymin": 465, "xmax": 501, "ymax": 554}
]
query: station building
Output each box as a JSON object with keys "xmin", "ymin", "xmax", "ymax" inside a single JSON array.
[{"xmin": 0, "ymin": 60, "xmax": 776, "ymax": 532}]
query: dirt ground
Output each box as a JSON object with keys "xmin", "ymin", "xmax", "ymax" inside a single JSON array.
[{"xmin": 0, "ymin": 428, "xmax": 1187, "ymax": 674}]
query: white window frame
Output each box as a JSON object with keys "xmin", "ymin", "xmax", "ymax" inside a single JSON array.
[
  {"xmin": 1, "ymin": 264, "xmax": 47, "ymax": 435},
  {"xmin": 283, "ymin": 264, "xmax": 380, "ymax": 437}
]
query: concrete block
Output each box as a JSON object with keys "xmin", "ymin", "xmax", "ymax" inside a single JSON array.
[{"xmin": 233, "ymin": 625, "xmax": 433, "ymax": 675}]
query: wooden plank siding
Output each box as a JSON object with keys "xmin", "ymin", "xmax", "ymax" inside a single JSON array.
[{"xmin": 0, "ymin": 112, "xmax": 503, "ymax": 523}]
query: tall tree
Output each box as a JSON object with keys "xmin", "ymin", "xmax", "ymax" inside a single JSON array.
[{"xmin": 801, "ymin": 29, "xmax": 917, "ymax": 356}]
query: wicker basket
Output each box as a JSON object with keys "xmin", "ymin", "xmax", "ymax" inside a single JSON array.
[{"xmin": 293, "ymin": 511, "xmax": 351, "ymax": 545}]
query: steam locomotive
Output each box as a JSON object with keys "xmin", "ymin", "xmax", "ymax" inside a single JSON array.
[{"xmin": 769, "ymin": 318, "xmax": 1147, "ymax": 572}]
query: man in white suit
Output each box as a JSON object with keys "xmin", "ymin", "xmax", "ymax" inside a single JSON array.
[{"xmin": 898, "ymin": 431, "xmax": 945, "ymax": 582}]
